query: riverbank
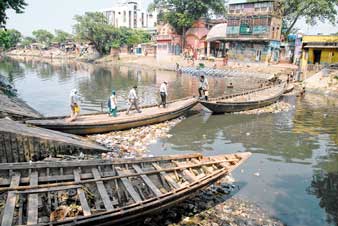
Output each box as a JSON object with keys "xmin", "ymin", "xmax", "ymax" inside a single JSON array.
[
  {"xmin": 304, "ymin": 68, "xmax": 338, "ymax": 98},
  {"xmin": 6, "ymin": 49, "xmax": 294, "ymax": 78}
]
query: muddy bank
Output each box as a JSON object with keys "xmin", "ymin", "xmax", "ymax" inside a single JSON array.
[
  {"xmin": 6, "ymin": 49, "xmax": 294, "ymax": 77},
  {"xmin": 304, "ymin": 68, "xmax": 338, "ymax": 98}
]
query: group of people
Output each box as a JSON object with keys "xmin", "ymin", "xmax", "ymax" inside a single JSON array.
[{"xmin": 67, "ymin": 81, "xmax": 169, "ymax": 122}]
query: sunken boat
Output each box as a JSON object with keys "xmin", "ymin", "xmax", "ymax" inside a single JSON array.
[
  {"xmin": 26, "ymin": 98, "xmax": 197, "ymax": 135},
  {"xmin": 200, "ymin": 84, "xmax": 285, "ymax": 114},
  {"xmin": 0, "ymin": 152, "xmax": 251, "ymax": 226}
]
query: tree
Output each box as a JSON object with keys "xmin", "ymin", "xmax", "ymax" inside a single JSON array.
[
  {"xmin": 53, "ymin": 30, "xmax": 72, "ymax": 43},
  {"xmin": 20, "ymin": 36, "xmax": 35, "ymax": 47},
  {"xmin": 152, "ymin": 0, "xmax": 226, "ymax": 34},
  {"xmin": 0, "ymin": 29, "xmax": 21, "ymax": 49},
  {"xmin": 282, "ymin": 0, "xmax": 338, "ymax": 35},
  {"xmin": 0, "ymin": 0, "xmax": 27, "ymax": 27},
  {"xmin": 73, "ymin": 12, "xmax": 116, "ymax": 54},
  {"xmin": 32, "ymin": 29, "xmax": 54, "ymax": 46},
  {"xmin": 73, "ymin": 12, "xmax": 151, "ymax": 55}
]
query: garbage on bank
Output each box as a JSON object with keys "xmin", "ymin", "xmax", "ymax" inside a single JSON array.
[
  {"xmin": 233, "ymin": 101, "xmax": 292, "ymax": 115},
  {"xmin": 89, "ymin": 117, "xmax": 185, "ymax": 159}
]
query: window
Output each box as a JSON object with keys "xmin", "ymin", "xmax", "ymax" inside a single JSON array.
[{"xmin": 123, "ymin": 11, "xmax": 126, "ymax": 23}]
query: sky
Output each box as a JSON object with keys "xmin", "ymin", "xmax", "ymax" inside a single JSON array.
[{"xmin": 6, "ymin": 0, "xmax": 338, "ymax": 36}]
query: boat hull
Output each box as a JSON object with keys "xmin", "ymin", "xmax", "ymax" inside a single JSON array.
[
  {"xmin": 200, "ymin": 94, "xmax": 282, "ymax": 114},
  {"xmin": 200, "ymin": 85, "xmax": 285, "ymax": 114},
  {"xmin": 26, "ymin": 99, "xmax": 198, "ymax": 135},
  {"xmin": 0, "ymin": 153, "xmax": 251, "ymax": 226}
]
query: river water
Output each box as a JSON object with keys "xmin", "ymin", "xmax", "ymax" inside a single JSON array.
[{"xmin": 1, "ymin": 57, "xmax": 338, "ymax": 226}]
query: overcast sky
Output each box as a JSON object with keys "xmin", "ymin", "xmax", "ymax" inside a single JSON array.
[{"xmin": 6, "ymin": 0, "xmax": 338, "ymax": 36}]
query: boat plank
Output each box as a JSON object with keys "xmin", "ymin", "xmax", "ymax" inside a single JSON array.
[
  {"xmin": 116, "ymin": 169, "xmax": 142, "ymax": 203},
  {"xmin": 152, "ymin": 163, "xmax": 181, "ymax": 189},
  {"xmin": 27, "ymin": 171, "xmax": 39, "ymax": 225},
  {"xmin": 1, "ymin": 172, "xmax": 21, "ymax": 226},
  {"xmin": 0, "ymin": 153, "xmax": 202, "ymax": 170},
  {"xmin": 173, "ymin": 161, "xmax": 197, "ymax": 183},
  {"xmin": 132, "ymin": 165, "xmax": 162, "ymax": 197},
  {"xmin": 91, "ymin": 168, "xmax": 114, "ymax": 211},
  {"xmin": 73, "ymin": 169, "xmax": 91, "ymax": 216}
]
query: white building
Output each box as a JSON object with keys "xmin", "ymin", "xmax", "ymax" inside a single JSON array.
[{"xmin": 102, "ymin": 1, "xmax": 157, "ymax": 32}]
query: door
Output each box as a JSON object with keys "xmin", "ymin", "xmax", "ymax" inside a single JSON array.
[
  {"xmin": 313, "ymin": 50, "xmax": 322, "ymax": 64},
  {"xmin": 256, "ymin": 49, "xmax": 261, "ymax": 62}
]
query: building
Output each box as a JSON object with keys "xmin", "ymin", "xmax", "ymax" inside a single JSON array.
[
  {"xmin": 185, "ymin": 20, "xmax": 209, "ymax": 57},
  {"xmin": 224, "ymin": 0, "xmax": 283, "ymax": 63},
  {"xmin": 301, "ymin": 35, "xmax": 338, "ymax": 71},
  {"xmin": 206, "ymin": 23, "xmax": 228, "ymax": 58},
  {"xmin": 156, "ymin": 23, "xmax": 182, "ymax": 57},
  {"xmin": 102, "ymin": 0, "xmax": 157, "ymax": 33}
]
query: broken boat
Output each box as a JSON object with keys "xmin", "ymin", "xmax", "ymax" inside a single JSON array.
[
  {"xmin": 0, "ymin": 152, "xmax": 251, "ymax": 226},
  {"xmin": 26, "ymin": 98, "xmax": 197, "ymax": 135},
  {"xmin": 199, "ymin": 84, "xmax": 285, "ymax": 114}
]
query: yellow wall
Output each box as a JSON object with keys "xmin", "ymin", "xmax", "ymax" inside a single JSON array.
[
  {"xmin": 307, "ymin": 48, "xmax": 338, "ymax": 64},
  {"xmin": 303, "ymin": 35, "xmax": 338, "ymax": 43}
]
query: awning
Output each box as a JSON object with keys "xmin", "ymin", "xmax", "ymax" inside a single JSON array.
[{"xmin": 304, "ymin": 45, "xmax": 338, "ymax": 49}]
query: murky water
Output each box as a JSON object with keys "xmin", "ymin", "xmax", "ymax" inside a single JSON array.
[
  {"xmin": 0, "ymin": 57, "xmax": 261, "ymax": 116},
  {"xmin": 1, "ymin": 57, "xmax": 338, "ymax": 226}
]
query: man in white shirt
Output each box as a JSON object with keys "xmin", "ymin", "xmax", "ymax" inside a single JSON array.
[
  {"xmin": 159, "ymin": 81, "xmax": 168, "ymax": 108},
  {"xmin": 198, "ymin": 75, "xmax": 209, "ymax": 100},
  {"xmin": 126, "ymin": 85, "xmax": 142, "ymax": 115}
]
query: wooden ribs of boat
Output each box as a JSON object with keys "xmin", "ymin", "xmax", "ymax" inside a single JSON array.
[
  {"xmin": 0, "ymin": 152, "xmax": 251, "ymax": 226},
  {"xmin": 25, "ymin": 98, "xmax": 198, "ymax": 135},
  {"xmin": 199, "ymin": 84, "xmax": 285, "ymax": 114}
]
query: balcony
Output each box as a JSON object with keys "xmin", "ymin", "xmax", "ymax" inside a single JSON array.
[{"xmin": 156, "ymin": 35, "xmax": 173, "ymax": 41}]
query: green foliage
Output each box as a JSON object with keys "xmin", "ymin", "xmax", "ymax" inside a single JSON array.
[
  {"xmin": 73, "ymin": 12, "xmax": 151, "ymax": 54},
  {"xmin": 0, "ymin": 29, "xmax": 21, "ymax": 49},
  {"xmin": 152, "ymin": 0, "xmax": 226, "ymax": 34},
  {"xmin": 0, "ymin": 0, "xmax": 27, "ymax": 27},
  {"xmin": 20, "ymin": 36, "xmax": 35, "ymax": 47},
  {"xmin": 282, "ymin": 0, "xmax": 338, "ymax": 35},
  {"xmin": 53, "ymin": 30, "xmax": 72, "ymax": 43},
  {"xmin": 32, "ymin": 29, "xmax": 54, "ymax": 46}
]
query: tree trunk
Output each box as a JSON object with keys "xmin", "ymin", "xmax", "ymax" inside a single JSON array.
[{"xmin": 285, "ymin": 15, "xmax": 300, "ymax": 35}]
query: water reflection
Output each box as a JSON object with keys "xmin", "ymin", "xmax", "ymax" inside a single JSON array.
[
  {"xmin": 0, "ymin": 57, "xmax": 262, "ymax": 116},
  {"xmin": 149, "ymin": 94, "xmax": 338, "ymax": 226}
]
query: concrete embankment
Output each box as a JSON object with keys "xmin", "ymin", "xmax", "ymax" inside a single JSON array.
[{"xmin": 0, "ymin": 118, "xmax": 107, "ymax": 163}]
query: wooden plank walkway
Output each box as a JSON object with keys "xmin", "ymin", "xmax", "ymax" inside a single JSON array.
[{"xmin": 0, "ymin": 118, "xmax": 107, "ymax": 163}]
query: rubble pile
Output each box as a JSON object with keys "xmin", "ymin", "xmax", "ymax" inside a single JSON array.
[
  {"xmin": 234, "ymin": 101, "xmax": 292, "ymax": 115},
  {"xmin": 140, "ymin": 178, "xmax": 283, "ymax": 226},
  {"xmin": 89, "ymin": 117, "xmax": 184, "ymax": 159}
]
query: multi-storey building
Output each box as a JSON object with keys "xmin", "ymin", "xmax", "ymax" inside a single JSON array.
[
  {"xmin": 225, "ymin": 0, "xmax": 283, "ymax": 63},
  {"xmin": 102, "ymin": 1, "xmax": 157, "ymax": 33}
]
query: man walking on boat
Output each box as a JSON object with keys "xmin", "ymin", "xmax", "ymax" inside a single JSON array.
[
  {"xmin": 67, "ymin": 89, "xmax": 81, "ymax": 122},
  {"xmin": 159, "ymin": 81, "xmax": 168, "ymax": 108},
  {"xmin": 198, "ymin": 75, "xmax": 209, "ymax": 101},
  {"xmin": 126, "ymin": 85, "xmax": 142, "ymax": 115}
]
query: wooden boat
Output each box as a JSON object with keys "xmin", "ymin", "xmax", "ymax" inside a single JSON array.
[
  {"xmin": 0, "ymin": 152, "xmax": 251, "ymax": 226},
  {"xmin": 26, "ymin": 98, "xmax": 198, "ymax": 135},
  {"xmin": 200, "ymin": 84, "xmax": 285, "ymax": 114},
  {"xmin": 283, "ymin": 83, "xmax": 294, "ymax": 94}
]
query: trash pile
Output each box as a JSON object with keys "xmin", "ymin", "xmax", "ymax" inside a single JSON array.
[
  {"xmin": 141, "ymin": 177, "xmax": 283, "ymax": 226},
  {"xmin": 234, "ymin": 101, "xmax": 293, "ymax": 115},
  {"xmin": 89, "ymin": 117, "xmax": 184, "ymax": 159}
]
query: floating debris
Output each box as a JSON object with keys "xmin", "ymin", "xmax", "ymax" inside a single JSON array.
[
  {"xmin": 234, "ymin": 101, "xmax": 292, "ymax": 115},
  {"xmin": 141, "ymin": 178, "xmax": 283, "ymax": 226},
  {"xmin": 89, "ymin": 117, "xmax": 185, "ymax": 159}
]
